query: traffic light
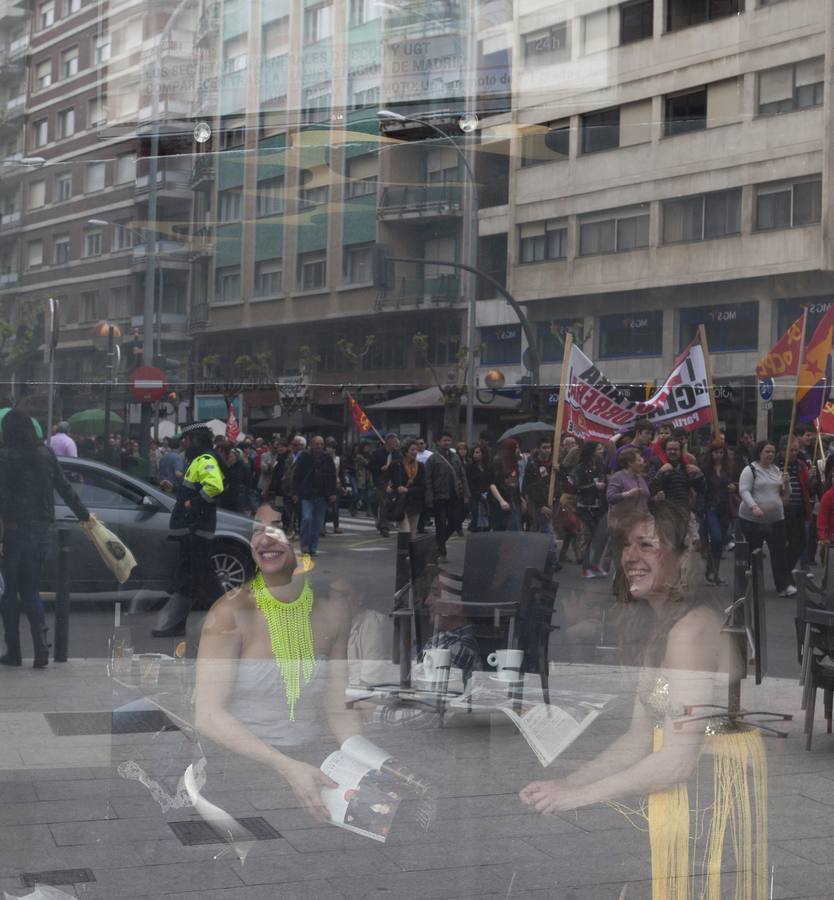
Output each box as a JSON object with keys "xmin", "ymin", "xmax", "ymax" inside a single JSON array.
[{"xmin": 372, "ymin": 244, "xmax": 394, "ymax": 291}]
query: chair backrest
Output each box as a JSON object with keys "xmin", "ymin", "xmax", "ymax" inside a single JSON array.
[
  {"xmin": 458, "ymin": 532, "xmax": 552, "ymax": 612},
  {"xmin": 749, "ymin": 548, "xmax": 767, "ymax": 684}
]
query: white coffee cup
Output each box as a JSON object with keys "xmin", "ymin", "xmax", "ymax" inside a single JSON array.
[
  {"xmin": 487, "ymin": 648, "xmax": 524, "ymax": 682},
  {"xmin": 422, "ymin": 647, "xmax": 452, "ymax": 682}
]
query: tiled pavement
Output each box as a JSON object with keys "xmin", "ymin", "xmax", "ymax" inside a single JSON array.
[{"xmin": 2, "ymin": 565, "xmax": 834, "ymax": 898}]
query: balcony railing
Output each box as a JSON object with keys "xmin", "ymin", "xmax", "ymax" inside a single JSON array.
[
  {"xmin": 0, "ymin": 271, "xmax": 19, "ymax": 286},
  {"xmin": 135, "ymin": 169, "xmax": 192, "ymax": 195},
  {"xmin": 8, "ymin": 35, "xmax": 28, "ymax": 56},
  {"xmin": 379, "ymin": 184, "xmax": 462, "ymax": 218},
  {"xmin": 190, "ymin": 156, "xmax": 216, "ymax": 188},
  {"xmin": 188, "ymin": 301, "xmax": 210, "ymax": 331},
  {"xmin": 0, "ymin": 210, "xmax": 20, "ymax": 231},
  {"xmin": 395, "ymin": 273, "xmax": 460, "ymax": 305}
]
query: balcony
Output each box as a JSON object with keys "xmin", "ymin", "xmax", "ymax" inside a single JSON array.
[
  {"xmin": 190, "ymin": 156, "xmax": 216, "ymax": 189},
  {"xmin": 130, "ymin": 312, "xmax": 188, "ymax": 337},
  {"xmin": 0, "ymin": 210, "xmax": 20, "ymax": 231},
  {"xmin": 0, "ymin": 271, "xmax": 19, "ymax": 287},
  {"xmin": 196, "ymin": 3, "xmax": 219, "ymax": 46},
  {"xmin": 130, "ymin": 240, "xmax": 190, "ymax": 271},
  {"xmin": 188, "ymin": 301, "xmax": 210, "ymax": 331},
  {"xmin": 0, "ymin": 0, "xmax": 28, "ymax": 25},
  {"xmin": 0, "ymin": 93, "xmax": 25, "ymax": 126},
  {"xmin": 378, "ymin": 184, "xmax": 463, "ymax": 220},
  {"xmin": 394, "ymin": 273, "xmax": 460, "ymax": 305},
  {"xmin": 135, "ymin": 168, "xmax": 192, "ymax": 198},
  {"xmin": 8, "ymin": 35, "xmax": 28, "ymax": 57}
]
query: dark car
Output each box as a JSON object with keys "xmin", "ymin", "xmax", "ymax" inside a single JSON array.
[{"xmin": 47, "ymin": 457, "xmax": 255, "ymax": 599}]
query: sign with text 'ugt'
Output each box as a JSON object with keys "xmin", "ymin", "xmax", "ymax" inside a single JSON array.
[{"xmin": 565, "ymin": 339, "xmax": 712, "ymax": 441}]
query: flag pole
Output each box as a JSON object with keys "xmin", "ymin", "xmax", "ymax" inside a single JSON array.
[
  {"xmin": 547, "ymin": 332, "xmax": 573, "ymax": 508},
  {"xmin": 697, "ymin": 324, "xmax": 721, "ymax": 441},
  {"xmin": 784, "ymin": 308, "xmax": 809, "ymax": 477}
]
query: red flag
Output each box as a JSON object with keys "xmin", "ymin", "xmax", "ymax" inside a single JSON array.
[
  {"xmin": 819, "ymin": 403, "xmax": 834, "ymax": 435},
  {"xmin": 347, "ymin": 393, "xmax": 374, "ymax": 435},
  {"xmin": 225, "ymin": 404, "xmax": 240, "ymax": 442},
  {"xmin": 756, "ymin": 314, "xmax": 804, "ymax": 379}
]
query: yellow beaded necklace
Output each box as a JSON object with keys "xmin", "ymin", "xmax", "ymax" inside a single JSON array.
[{"xmin": 251, "ymin": 571, "xmax": 316, "ymax": 720}]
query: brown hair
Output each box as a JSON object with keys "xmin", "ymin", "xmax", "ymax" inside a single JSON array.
[{"xmin": 617, "ymin": 447, "xmax": 641, "ymax": 470}]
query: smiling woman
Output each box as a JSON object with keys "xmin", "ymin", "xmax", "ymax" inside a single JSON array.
[
  {"xmin": 520, "ymin": 502, "xmax": 769, "ymax": 900},
  {"xmin": 193, "ymin": 502, "xmax": 364, "ymax": 823}
]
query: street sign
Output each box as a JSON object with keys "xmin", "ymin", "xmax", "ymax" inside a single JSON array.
[
  {"xmin": 758, "ymin": 378, "xmax": 774, "ymax": 402},
  {"xmin": 128, "ymin": 365, "xmax": 167, "ymax": 403}
]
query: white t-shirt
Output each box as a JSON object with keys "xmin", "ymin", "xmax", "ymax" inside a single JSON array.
[{"xmin": 416, "ymin": 449, "xmax": 433, "ymax": 464}]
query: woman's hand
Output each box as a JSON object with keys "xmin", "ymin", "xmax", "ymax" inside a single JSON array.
[
  {"xmin": 751, "ymin": 503, "xmax": 764, "ymax": 518},
  {"xmin": 397, "ymin": 486, "xmax": 408, "ymax": 494},
  {"xmin": 519, "ymin": 779, "xmax": 587, "ymax": 814},
  {"xmin": 499, "ymin": 499, "xmax": 510, "ymax": 512},
  {"xmin": 277, "ymin": 759, "xmax": 337, "ymax": 824}
]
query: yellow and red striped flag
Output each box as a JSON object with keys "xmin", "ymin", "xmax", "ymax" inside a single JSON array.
[{"xmin": 755, "ymin": 313, "xmax": 804, "ymax": 379}]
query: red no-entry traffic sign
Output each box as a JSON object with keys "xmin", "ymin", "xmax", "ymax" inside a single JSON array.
[{"xmin": 128, "ymin": 365, "xmax": 167, "ymax": 403}]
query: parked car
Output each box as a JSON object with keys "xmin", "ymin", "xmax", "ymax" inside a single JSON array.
[{"xmin": 46, "ymin": 457, "xmax": 255, "ymax": 600}]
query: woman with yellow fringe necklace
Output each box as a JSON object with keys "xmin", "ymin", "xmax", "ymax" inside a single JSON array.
[
  {"xmin": 521, "ymin": 501, "xmax": 768, "ymax": 900},
  {"xmin": 194, "ymin": 501, "xmax": 364, "ymax": 824}
]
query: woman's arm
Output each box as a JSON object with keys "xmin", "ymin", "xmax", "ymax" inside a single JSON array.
[
  {"xmin": 606, "ymin": 473, "xmax": 629, "ymax": 505},
  {"xmin": 738, "ymin": 465, "xmax": 756, "ymax": 509},
  {"xmin": 322, "ymin": 595, "xmax": 366, "ymax": 745},
  {"xmin": 194, "ymin": 597, "xmax": 335, "ymax": 822},
  {"xmin": 521, "ymin": 608, "xmax": 723, "ymax": 813}
]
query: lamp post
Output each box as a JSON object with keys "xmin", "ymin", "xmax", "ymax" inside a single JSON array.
[
  {"xmin": 92, "ymin": 321, "xmax": 122, "ymax": 440},
  {"xmin": 377, "ymin": 109, "xmax": 480, "ymax": 445}
]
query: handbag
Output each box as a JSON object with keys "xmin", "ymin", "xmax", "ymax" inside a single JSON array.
[{"xmin": 81, "ymin": 516, "xmax": 138, "ymax": 584}]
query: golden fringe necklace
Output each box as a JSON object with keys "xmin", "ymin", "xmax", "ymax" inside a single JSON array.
[{"xmin": 251, "ymin": 571, "xmax": 316, "ymax": 721}]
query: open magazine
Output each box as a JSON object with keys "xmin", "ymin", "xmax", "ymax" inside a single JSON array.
[
  {"xmin": 450, "ymin": 677, "xmax": 614, "ymax": 766},
  {"xmin": 319, "ymin": 735, "xmax": 435, "ymax": 842}
]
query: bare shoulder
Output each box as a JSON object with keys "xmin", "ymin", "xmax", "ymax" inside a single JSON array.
[
  {"xmin": 202, "ymin": 585, "xmax": 256, "ymax": 635},
  {"xmin": 665, "ymin": 604, "xmax": 725, "ymax": 670}
]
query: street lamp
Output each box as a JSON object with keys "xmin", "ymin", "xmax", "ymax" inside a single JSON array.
[
  {"xmin": 92, "ymin": 321, "xmax": 123, "ymax": 440},
  {"xmin": 377, "ymin": 108, "xmax": 480, "ymax": 445}
]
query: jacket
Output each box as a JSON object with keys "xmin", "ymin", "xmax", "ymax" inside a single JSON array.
[
  {"xmin": 0, "ymin": 445, "xmax": 89, "ymax": 526},
  {"xmin": 425, "ymin": 449, "xmax": 469, "ymax": 505},
  {"xmin": 817, "ymin": 486, "xmax": 834, "ymax": 542},
  {"xmin": 523, "ymin": 453, "xmax": 553, "ymax": 511},
  {"xmin": 169, "ymin": 452, "xmax": 225, "ymax": 537},
  {"xmin": 369, "ymin": 446, "xmax": 401, "ymax": 488},
  {"xmin": 292, "ymin": 449, "xmax": 337, "ymax": 500},
  {"xmin": 649, "ymin": 460, "xmax": 704, "ymax": 508},
  {"xmin": 389, "ymin": 460, "xmax": 426, "ymax": 515}
]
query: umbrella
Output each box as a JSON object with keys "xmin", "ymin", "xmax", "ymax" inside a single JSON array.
[
  {"xmin": 0, "ymin": 408, "xmax": 43, "ymax": 439},
  {"xmin": 67, "ymin": 409, "xmax": 125, "ymax": 437},
  {"xmin": 497, "ymin": 421, "xmax": 554, "ymax": 449}
]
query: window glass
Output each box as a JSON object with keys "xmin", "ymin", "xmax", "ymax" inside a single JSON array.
[
  {"xmin": 523, "ymin": 22, "xmax": 569, "ymax": 65},
  {"xmin": 599, "ymin": 310, "xmax": 663, "ymax": 357},
  {"xmin": 581, "ymin": 108, "xmax": 620, "ymax": 154},
  {"xmin": 665, "ymin": 87, "xmax": 707, "ymax": 136},
  {"xmin": 679, "ymin": 301, "xmax": 758, "ymax": 351},
  {"xmin": 620, "ymin": 0, "xmax": 653, "ymax": 44},
  {"xmin": 481, "ymin": 324, "xmax": 521, "ymax": 364}
]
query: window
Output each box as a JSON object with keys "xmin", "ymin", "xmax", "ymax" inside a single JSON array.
[
  {"xmin": 223, "ymin": 50, "xmax": 247, "ymax": 73},
  {"xmin": 756, "ymin": 177, "xmax": 821, "ymax": 230},
  {"xmin": 84, "ymin": 229, "xmax": 101, "ymax": 257},
  {"xmin": 521, "ymin": 121, "xmax": 569, "ymax": 167},
  {"xmin": 80, "ymin": 291, "xmax": 98, "ymax": 322},
  {"xmin": 94, "ymin": 32, "xmax": 111, "ymax": 63},
  {"xmin": 255, "ymin": 259, "xmax": 283, "ymax": 296},
  {"xmin": 262, "ymin": 17, "xmax": 289, "ymax": 57},
  {"xmin": 580, "ymin": 206, "xmax": 650, "ymax": 254},
  {"xmin": 352, "ymin": 84, "xmax": 380, "ymax": 109},
  {"xmin": 32, "ymin": 119, "xmax": 48, "ymax": 147},
  {"xmin": 64, "ymin": 0, "xmax": 80, "ymax": 16},
  {"xmin": 256, "ymin": 177, "xmax": 284, "ymax": 216},
  {"xmin": 27, "ymin": 180, "xmax": 45, "ymax": 209},
  {"xmin": 56, "ymin": 173, "xmax": 72, "ymax": 201},
  {"xmin": 481, "ymin": 324, "xmax": 521, "ymax": 365},
  {"xmin": 538, "ymin": 319, "xmax": 583, "ymax": 363},
  {"xmin": 215, "ymin": 266, "xmax": 241, "ymax": 302},
  {"xmin": 38, "ymin": 0, "xmax": 54, "ymax": 29},
  {"xmin": 302, "ymin": 85, "xmax": 331, "ymax": 123},
  {"xmin": 426, "ymin": 322, "xmax": 460, "ymax": 365},
  {"xmin": 344, "ymin": 245, "xmax": 373, "ymax": 284},
  {"xmin": 349, "ymin": 0, "xmax": 379, "ymax": 26},
  {"xmin": 85, "ymin": 161, "xmax": 106, "ymax": 192},
  {"xmin": 299, "ymin": 184, "xmax": 329, "ymax": 209},
  {"xmin": 599, "ymin": 310, "xmax": 663, "ymax": 358},
  {"xmin": 518, "ymin": 221, "xmax": 567, "ymax": 262},
  {"xmin": 523, "ymin": 22, "xmax": 569, "ymax": 65},
  {"xmin": 112, "ymin": 224, "xmax": 135, "ymax": 250},
  {"xmin": 113, "ymin": 18, "xmax": 143, "ymax": 53},
  {"xmin": 219, "ymin": 188, "xmax": 242, "ymax": 221},
  {"xmin": 36, "ymin": 59, "xmax": 52, "ymax": 89},
  {"xmin": 620, "ymin": 0, "xmax": 653, "ymax": 44},
  {"xmin": 583, "ymin": 9, "xmax": 611, "ymax": 55},
  {"xmin": 304, "ymin": 3, "xmax": 333, "ymax": 43},
  {"xmin": 110, "ymin": 285, "xmax": 131, "ymax": 318},
  {"xmin": 115, "ymin": 152, "xmax": 136, "ymax": 183},
  {"xmin": 297, "ymin": 251, "xmax": 327, "ymax": 290},
  {"xmin": 61, "ymin": 46, "xmax": 79, "ymax": 79},
  {"xmin": 666, "ymin": 0, "xmax": 742, "ymax": 32},
  {"xmin": 581, "ymin": 107, "xmax": 620, "ymax": 154},
  {"xmin": 54, "ymin": 234, "xmax": 70, "ymax": 264},
  {"xmin": 758, "ymin": 58, "xmax": 824, "ymax": 116},
  {"xmin": 27, "ymin": 240, "xmax": 43, "ymax": 269},
  {"xmin": 57, "ymin": 108, "xmax": 75, "ymax": 139},
  {"xmin": 662, "ymin": 188, "xmax": 741, "ymax": 243},
  {"xmin": 679, "ymin": 302, "xmax": 758, "ymax": 352},
  {"xmin": 664, "ymin": 87, "xmax": 707, "ymax": 136},
  {"xmin": 366, "ymin": 332, "xmax": 406, "ymax": 369},
  {"xmin": 88, "ymin": 97, "xmax": 106, "ymax": 127},
  {"xmin": 222, "ymin": 120, "xmax": 246, "ymax": 149}
]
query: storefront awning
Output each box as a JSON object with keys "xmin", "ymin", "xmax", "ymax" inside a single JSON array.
[{"xmin": 368, "ymin": 387, "xmax": 520, "ymax": 410}]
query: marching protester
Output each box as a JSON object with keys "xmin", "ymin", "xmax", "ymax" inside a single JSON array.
[
  {"xmin": 737, "ymin": 439, "xmax": 794, "ymax": 597},
  {"xmin": 489, "ymin": 437, "xmax": 524, "ymax": 533},
  {"xmin": 523, "ymin": 438, "xmax": 555, "ymax": 535},
  {"xmin": 369, "ymin": 433, "xmax": 401, "ymax": 538},
  {"xmin": 649, "ymin": 435, "xmax": 704, "ymax": 511},
  {"xmin": 292, "ymin": 435, "xmax": 338, "ymax": 557},
  {"xmin": 700, "ymin": 439, "xmax": 736, "ymax": 586},
  {"xmin": 387, "ymin": 438, "xmax": 426, "ymax": 538},
  {"xmin": 777, "ymin": 435, "xmax": 813, "ymax": 579},
  {"xmin": 606, "ymin": 447, "xmax": 650, "ymax": 529},
  {"xmin": 425, "ymin": 432, "xmax": 469, "ymax": 562},
  {"xmin": 573, "ymin": 441, "xmax": 608, "ymax": 578},
  {"xmin": 465, "ymin": 444, "xmax": 492, "ymax": 532}
]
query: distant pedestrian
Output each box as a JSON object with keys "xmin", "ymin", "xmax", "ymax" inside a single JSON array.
[
  {"xmin": 425, "ymin": 432, "xmax": 469, "ymax": 562},
  {"xmin": 369, "ymin": 433, "xmax": 401, "ymax": 537},
  {"xmin": 388, "ymin": 439, "xmax": 426, "ymax": 537},
  {"xmin": 489, "ymin": 438, "xmax": 523, "ymax": 532},
  {"xmin": 292, "ymin": 435, "xmax": 338, "ymax": 556},
  {"xmin": 49, "ymin": 421, "xmax": 77, "ymax": 458}
]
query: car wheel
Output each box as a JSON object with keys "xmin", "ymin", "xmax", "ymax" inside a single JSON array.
[{"xmin": 210, "ymin": 543, "xmax": 253, "ymax": 597}]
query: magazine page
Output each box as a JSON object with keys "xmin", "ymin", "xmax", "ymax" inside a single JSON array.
[
  {"xmin": 339, "ymin": 734, "xmax": 392, "ymax": 771},
  {"xmin": 319, "ymin": 750, "xmax": 404, "ymax": 843}
]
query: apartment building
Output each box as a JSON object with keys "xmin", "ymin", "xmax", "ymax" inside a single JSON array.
[
  {"xmin": 0, "ymin": 0, "xmax": 198, "ymax": 416},
  {"xmin": 473, "ymin": 0, "xmax": 832, "ymax": 438}
]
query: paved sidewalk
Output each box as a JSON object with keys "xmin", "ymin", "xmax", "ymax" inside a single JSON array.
[{"xmin": 1, "ymin": 558, "xmax": 833, "ymax": 899}]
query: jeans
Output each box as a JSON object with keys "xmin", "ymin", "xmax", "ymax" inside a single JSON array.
[
  {"xmin": 783, "ymin": 505, "xmax": 807, "ymax": 577},
  {"xmin": 578, "ymin": 508, "xmax": 607, "ymax": 569},
  {"xmin": 300, "ymin": 497, "xmax": 328, "ymax": 554},
  {"xmin": 739, "ymin": 517, "xmax": 791, "ymax": 592},
  {"xmin": 433, "ymin": 496, "xmax": 460, "ymax": 556},
  {"xmin": 1, "ymin": 523, "xmax": 49, "ymax": 657}
]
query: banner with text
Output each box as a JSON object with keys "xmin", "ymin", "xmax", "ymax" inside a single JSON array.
[{"xmin": 565, "ymin": 340, "xmax": 713, "ymax": 440}]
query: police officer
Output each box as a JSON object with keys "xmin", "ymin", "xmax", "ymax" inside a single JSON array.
[{"xmin": 152, "ymin": 422, "xmax": 225, "ymax": 637}]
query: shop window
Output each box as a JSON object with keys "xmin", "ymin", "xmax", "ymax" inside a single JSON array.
[
  {"xmin": 679, "ymin": 302, "xmax": 758, "ymax": 352},
  {"xmin": 599, "ymin": 310, "xmax": 663, "ymax": 358},
  {"xmin": 481, "ymin": 324, "xmax": 521, "ymax": 365}
]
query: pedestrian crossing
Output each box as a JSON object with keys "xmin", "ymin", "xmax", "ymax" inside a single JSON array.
[{"xmin": 331, "ymin": 513, "xmax": 381, "ymax": 535}]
